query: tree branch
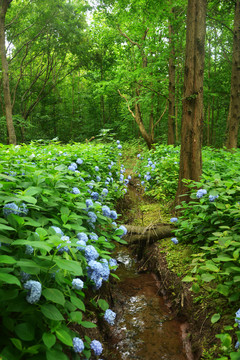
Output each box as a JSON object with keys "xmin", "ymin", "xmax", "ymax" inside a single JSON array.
[
  {"xmin": 154, "ymin": 100, "xmax": 168, "ymax": 128},
  {"xmin": 118, "ymin": 89, "xmax": 136, "ymax": 119}
]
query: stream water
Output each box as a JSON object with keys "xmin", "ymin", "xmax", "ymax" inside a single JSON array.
[{"xmin": 108, "ymin": 248, "xmax": 192, "ymax": 360}]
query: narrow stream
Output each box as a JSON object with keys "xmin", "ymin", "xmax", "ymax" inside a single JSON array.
[{"xmin": 109, "ymin": 248, "xmax": 192, "ymax": 360}]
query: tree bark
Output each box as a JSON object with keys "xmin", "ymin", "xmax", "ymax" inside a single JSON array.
[
  {"xmin": 0, "ymin": 0, "xmax": 17, "ymax": 144},
  {"xmin": 176, "ymin": 0, "xmax": 207, "ymax": 204},
  {"xmin": 225, "ymin": 0, "xmax": 240, "ymax": 149},
  {"xmin": 168, "ymin": 5, "xmax": 176, "ymax": 145}
]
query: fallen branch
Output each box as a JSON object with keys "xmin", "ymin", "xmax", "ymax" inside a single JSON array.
[{"xmin": 124, "ymin": 224, "xmax": 174, "ymax": 245}]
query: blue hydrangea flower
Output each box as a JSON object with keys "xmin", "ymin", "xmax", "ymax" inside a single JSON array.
[
  {"xmin": 76, "ymin": 158, "xmax": 83, "ymax": 165},
  {"xmin": 77, "ymin": 232, "xmax": 88, "ymax": 242},
  {"xmin": 89, "ymin": 233, "xmax": 98, "ymax": 241},
  {"xmin": 116, "ymin": 140, "xmax": 120, "ymax": 144},
  {"xmin": 209, "ymin": 194, "xmax": 219, "ymax": 202},
  {"xmin": 235, "ymin": 341, "xmax": 240, "ymax": 350},
  {"xmin": 110, "ymin": 210, "xmax": 117, "ymax": 220},
  {"xmin": 88, "ymin": 211, "xmax": 97, "ymax": 223},
  {"xmin": 90, "ymin": 340, "xmax": 103, "ymax": 356},
  {"xmin": 235, "ymin": 309, "xmax": 240, "ymax": 328},
  {"xmin": 117, "ymin": 225, "xmax": 127, "ymax": 237},
  {"xmin": 102, "ymin": 188, "xmax": 108, "ymax": 196},
  {"xmin": 91, "ymin": 192, "xmax": 99, "ymax": 201},
  {"xmin": 87, "ymin": 260, "xmax": 104, "ymax": 287},
  {"xmin": 51, "ymin": 226, "xmax": 64, "ymax": 236},
  {"xmin": 76, "ymin": 240, "xmax": 86, "ymax": 251},
  {"xmin": 112, "ymin": 221, "xmax": 117, "ymax": 228},
  {"xmin": 68, "ymin": 163, "xmax": 77, "ymax": 171},
  {"xmin": 196, "ymin": 189, "xmax": 207, "ymax": 198},
  {"xmin": 118, "ymin": 152, "xmax": 122, "ymax": 156},
  {"xmin": 170, "ymin": 217, "xmax": 178, "ymax": 223},
  {"xmin": 141, "ymin": 181, "xmax": 145, "ymax": 186},
  {"xmin": 19, "ymin": 203, "xmax": 29, "ymax": 216},
  {"xmin": 171, "ymin": 237, "xmax": 178, "ymax": 245},
  {"xmin": 124, "ymin": 179, "xmax": 129, "ymax": 185},
  {"xmin": 57, "ymin": 236, "xmax": 71, "ymax": 253},
  {"xmin": 96, "ymin": 175, "xmax": 101, "ymax": 182},
  {"xmin": 104, "ymin": 309, "xmax": 116, "ymax": 325},
  {"xmin": 108, "ymin": 164, "xmax": 112, "ymax": 169},
  {"xmin": 72, "ymin": 187, "xmax": 80, "ymax": 195},
  {"xmin": 117, "ymin": 144, "xmax": 122, "ymax": 149},
  {"xmin": 102, "ymin": 205, "xmax": 111, "ymax": 217},
  {"xmin": 73, "ymin": 337, "xmax": 84, "ymax": 353},
  {"xmin": 24, "ymin": 280, "xmax": 42, "ymax": 304},
  {"xmin": 99, "ymin": 259, "xmax": 110, "ymax": 281},
  {"xmin": 25, "ymin": 245, "xmax": 34, "ymax": 255},
  {"xmin": 119, "ymin": 174, "xmax": 124, "ymax": 182},
  {"xmin": 72, "ymin": 278, "xmax": 84, "ymax": 290},
  {"xmin": 95, "ymin": 166, "xmax": 99, "ymax": 171},
  {"xmin": 3, "ymin": 202, "xmax": 19, "ymax": 217},
  {"xmin": 86, "ymin": 199, "xmax": 93, "ymax": 208},
  {"xmin": 137, "ymin": 154, "xmax": 141, "ymax": 158},
  {"xmin": 85, "ymin": 245, "xmax": 99, "ymax": 261},
  {"xmin": 109, "ymin": 258, "xmax": 118, "ymax": 269}
]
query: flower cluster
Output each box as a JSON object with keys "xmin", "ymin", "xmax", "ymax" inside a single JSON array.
[
  {"xmin": 72, "ymin": 278, "xmax": 84, "ymax": 290},
  {"xmin": 90, "ymin": 340, "xmax": 103, "ymax": 356},
  {"xmin": 196, "ymin": 188, "xmax": 207, "ymax": 199},
  {"xmin": 3, "ymin": 202, "xmax": 29, "ymax": 217},
  {"xmin": 73, "ymin": 337, "xmax": 84, "ymax": 353},
  {"xmin": 171, "ymin": 237, "xmax": 178, "ymax": 245},
  {"xmin": 170, "ymin": 217, "xmax": 178, "ymax": 223},
  {"xmin": 104, "ymin": 309, "xmax": 116, "ymax": 325},
  {"xmin": 24, "ymin": 280, "xmax": 42, "ymax": 304},
  {"xmin": 209, "ymin": 194, "xmax": 219, "ymax": 202},
  {"xmin": 85, "ymin": 245, "xmax": 99, "ymax": 262}
]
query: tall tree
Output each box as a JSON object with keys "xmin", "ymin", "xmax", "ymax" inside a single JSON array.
[
  {"xmin": 0, "ymin": 0, "xmax": 16, "ymax": 144},
  {"xmin": 225, "ymin": 0, "xmax": 240, "ymax": 149},
  {"xmin": 176, "ymin": 0, "xmax": 207, "ymax": 203}
]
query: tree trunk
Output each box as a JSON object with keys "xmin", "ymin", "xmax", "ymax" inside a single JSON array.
[
  {"xmin": 225, "ymin": 0, "xmax": 240, "ymax": 149},
  {"xmin": 0, "ymin": 0, "xmax": 16, "ymax": 144},
  {"xmin": 167, "ymin": 5, "xmax": 176, "ymax": 145},
  {"xmin": 176, "ymin": 0, "xmax": 207, "ymax": 204}
]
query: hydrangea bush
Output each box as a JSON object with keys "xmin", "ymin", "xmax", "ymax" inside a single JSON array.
[{"xmin": 0, "ymin": 141, "xmax": 128, "ymax": 359}]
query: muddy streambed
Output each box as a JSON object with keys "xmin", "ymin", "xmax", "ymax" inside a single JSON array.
[{"xmin": 108, "ymin": 248, "xmax": 193, "ymax": 360}]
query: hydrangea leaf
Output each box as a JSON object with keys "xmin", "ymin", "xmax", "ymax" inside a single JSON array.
[
  {"xmin": 42, "ymin": 288, "xmax": 65, "ymax": 306},
  {"xmin": 41, "ymin": 304, "xmax": 64, "ymax": 321}
]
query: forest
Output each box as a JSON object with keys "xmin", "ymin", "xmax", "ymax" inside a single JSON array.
[{"xmin": 0, "ymin": 0, "xmax": 240, "ymax": 359}]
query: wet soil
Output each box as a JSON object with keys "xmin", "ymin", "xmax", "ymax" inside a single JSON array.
[{"xmin": 109, "ymin": 249, "xmax": 192, "ymax": 360}]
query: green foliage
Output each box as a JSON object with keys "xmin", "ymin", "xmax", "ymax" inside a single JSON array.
[{"xmin": 0, "ymin": 141, "xmax": 127, "ymax": 359}]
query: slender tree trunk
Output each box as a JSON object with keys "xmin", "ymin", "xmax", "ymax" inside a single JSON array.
[
  {"xmin": 168, "ymin": 5, "xmax": 176, "ymax": 145},
  {"xmin": 176, "ymin": 0, "xmax": 207, "ymax": 204},
  {"xmin": 0, "ymin": 0, "xmax": 16, "ymax": 144},
  {"xmin": 226, "ymin": 0, "xmax": 240, "ymax": 149}
]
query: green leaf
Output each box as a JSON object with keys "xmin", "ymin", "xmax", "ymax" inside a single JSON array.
[
  {"xmin": 54, "ymin": 259, "xmax": 82, "ymax": 275},
  {"xmin": 80, "ymin": 321, "xmax": 97, "ymax": 328},
  {"xmin": 11, "ymin": 338, "xmax": 22, "ymax": 350},
  {"xmin": 201, "ymin": 273, "xmax": 215, "ymax": 282},
  {"xmin": 98, "ymin": 299, "xmax": 109, "ymax": 311},
  {"xmin": 15, "ymin": 322, "xmax": 35, "ymax": 341},
  {"xmin": 0, "ymin": 223, "xmax": 16, "ymax": 231},
  {"xmin": 70, "ymin": 296, "xmax": 85, "ymax": 311},
  {"xmin": 217, "ymin": 284, "xmax": 229, "ymax": 296},
  {"xmin": 17, "ymin": 195, "xmax": 37, "ymax": 204},
  {"xmin": 191, "ymin": 283, "xmax": 200, "ymax": 293},
  {"xmin": 56, "ymin": 329, "xmax": 73, "ymax": 346},
  {"xmin": 0, "ymin": 272, "xmax": 21, "ymax": 286},
  {"xmin": 0, "ymin": 255, "xmax": 16, "ymax": 264},
  {"xmin": 24, "ymin": 187, "xmax": 42, "ymax": 196},
  {"xmin": 211, "ymin": 313, "xmax": 220, "ymax": 324},
  {"xmin": 42, "ymin": 333, "xmax": 56, "ymax": 349},
  {"xmin": 69, "ymin": 311, "xmax": 82, "ymax": 324},
  {"xmin": 46, "ymin": 349, "xmax": 69, "ymax": 360},
  {"xmin": 205, "ymin": 262, "xmax": 219, "ymax": 272},
  {"xmin": 230, "ymin": 353, "xmax": 240, "ymax": 360},
  {"xmin": 16, "ymin": 259, "xmax": 40, "ymax": 274},
  {"xmin": 41, "ymin": 304, "xmax": 64, "ymax": 321},
  {"xmin": 12, "ymin": 239, "xmax": 52, "ymax": 252},
  {"xmin": 42, "ymin": 288, "xmax": 65, "ymax": 306},
  {"xmin": 182, "ymin": 276, "xmax": 195, "ymax": 282}
]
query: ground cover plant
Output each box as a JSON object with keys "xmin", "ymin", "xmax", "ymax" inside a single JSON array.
[
  {"xmin": 0, "ymin": 140, "xmax": 129, "ymax": 360},
  {"xmin": 134, "ymin": 145, "xmax": 240, "ymax": 359}
]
